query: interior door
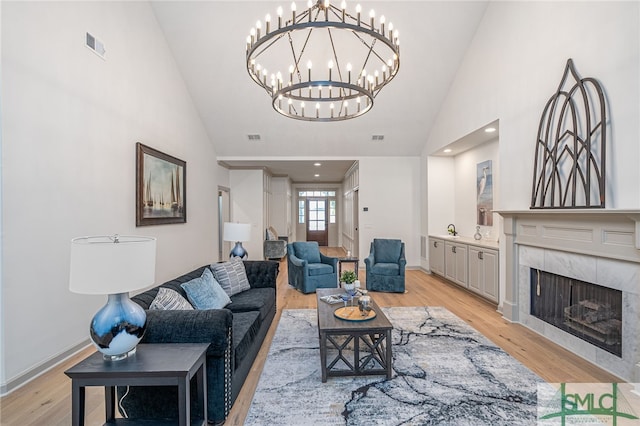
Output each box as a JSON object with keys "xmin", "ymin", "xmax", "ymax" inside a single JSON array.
[{"xmin": 306, "ymin": 198, "xmax": 328, "ymax": 246}]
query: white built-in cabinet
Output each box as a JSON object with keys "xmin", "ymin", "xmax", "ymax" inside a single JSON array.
[
  {"xmin": 429, "ymin": 236, "xmax": 499, "ymax": 304},
  {"xmin": 428, "ymin": 238, "xmax": 445, "ymax": 276},
  {"xmin": 468, "ymin": 246, "xmax": 499, "ymax": 303},
  {"xmin": 444, "ymin": 241, "xmax": 467, "ymax": 287}
]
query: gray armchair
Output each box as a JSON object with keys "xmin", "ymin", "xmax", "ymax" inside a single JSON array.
[
  {"xmin": 263, "ymin": 226, "xmax": 288, "ymax": 260},
  {"xmin": 365, "ymin": 238, "xmax": 406, "ymax": 293},
  {"xmin": 287, "ymin": 241, "xmax": 338, "ymax": 293}
]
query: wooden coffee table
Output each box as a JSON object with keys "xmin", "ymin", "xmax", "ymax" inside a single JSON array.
[{"xmin": 316, "ymin": 288, "xmax": 393, "ymax": 382}]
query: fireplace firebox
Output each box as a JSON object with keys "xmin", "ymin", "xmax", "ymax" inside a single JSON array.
[{"xmin": 530, "ymin": 269, "xmax": 622, "ymax": 357}]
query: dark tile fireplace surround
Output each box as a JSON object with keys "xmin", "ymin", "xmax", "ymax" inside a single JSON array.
[{"xmin": 497, "ymin": 210, "xmax": 640, "ymax": 382}]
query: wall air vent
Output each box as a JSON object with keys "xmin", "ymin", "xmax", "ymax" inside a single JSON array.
[
  {"xmin": 372, "ymin": 135, "xmax": 385, "ymax": 141},
  {"xmin": 85, "ymin": 32, "xmax": 106, "ymax": 59},
  {"xmin": 247, "ymin": 134, "xmax": 262, "ymax": 141}
]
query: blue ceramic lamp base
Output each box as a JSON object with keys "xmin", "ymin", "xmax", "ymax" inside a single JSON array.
[
  {"xmin": 90, "ymin": 292, "xmax": 147, "ymax": 361},
  {"xmin": 229, "ymin": 241, "xmax": 248, "ymax": 259}
]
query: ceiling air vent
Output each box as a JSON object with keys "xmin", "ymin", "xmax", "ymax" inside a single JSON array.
[
  {"xmin": 372, "ymin": 135, "xmax": 384, "ymax": 141},
  {"xmin": 247, "ymin": 134, "xmax": 262, "ymax": 141},
  {"xmin": 85, "ymin": 32, "xmax": 106, "ymax": 59}
]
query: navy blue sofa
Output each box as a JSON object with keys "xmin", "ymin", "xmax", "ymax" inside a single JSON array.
[{"xmin": 117, "ymin": 260, "xmax": 278, "ymax": 424}]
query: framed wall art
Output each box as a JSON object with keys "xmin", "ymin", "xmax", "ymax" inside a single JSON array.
[
  {"xmin": 476, "ymin": 160, "xmax": 493, "ymax": 226},
  {"xmin": 136, "ymin": 142, "xmax": 186, "ymax": 226}
]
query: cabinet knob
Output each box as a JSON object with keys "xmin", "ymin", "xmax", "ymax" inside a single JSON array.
[
  {"xmin": 452, "ymin": 246, "xmax": 456, "ymax": 254},
  {"xmin": 433, "ymin": 241, "xmax": 438, "ymax": 248},
  {"xmin": 478, "ymin": 251, "xmax": 483, "ymax": 260}
]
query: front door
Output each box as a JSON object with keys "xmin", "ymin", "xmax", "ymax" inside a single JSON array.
[{"xmin": 306, "ymin": 198, "xmax": 328, "ymax": 246}]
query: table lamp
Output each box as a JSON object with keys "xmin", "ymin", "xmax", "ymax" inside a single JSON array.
[
  {"xmin": 223, "ymin": 222, "xmax": 251, "ymax": 259},
  {"xmin": 69, "ymin": 235, "xmax": 156, "ymax": 361}
]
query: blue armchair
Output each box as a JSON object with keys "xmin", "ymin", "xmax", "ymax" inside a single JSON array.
[
  {"xmin": 365, "ymin": 239, "xmax": 406, "ymax": 293},
  {"xmin": 287, "ymin": 241, "xmax": 338, "ymax": 294}
]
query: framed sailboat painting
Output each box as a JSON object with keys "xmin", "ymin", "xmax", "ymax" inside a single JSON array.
[{"xmin": 136, "ymin": 142, "xmax": 186, "ymax": 226}]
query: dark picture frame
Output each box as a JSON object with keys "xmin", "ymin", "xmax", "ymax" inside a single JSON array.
[{"xmin": 136, "ymin": 142, "xmax": 186, "ymax": 226}]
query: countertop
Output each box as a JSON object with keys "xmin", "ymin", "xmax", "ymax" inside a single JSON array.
[{"xmin": 428, "ymin": 234, "xmax": 499, "ymax": 250}]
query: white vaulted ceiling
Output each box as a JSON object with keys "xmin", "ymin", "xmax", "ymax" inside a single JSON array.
[{"xmin": 151, "ymin": 1, "xmax": 489, "ymax": 181}]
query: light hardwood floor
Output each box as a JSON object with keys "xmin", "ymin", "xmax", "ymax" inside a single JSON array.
[{"xmin": 0, "ymin": 248, "xmax": 621, "ymax": 425}]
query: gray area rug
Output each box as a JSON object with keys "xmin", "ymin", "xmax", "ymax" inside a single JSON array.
[{"xmin": 245, "ymin": 307, "xmax": 543, "ymax": 425}]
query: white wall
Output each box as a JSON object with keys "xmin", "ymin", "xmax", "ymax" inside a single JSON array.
[
  {"xmin": 269, "ymin": 177, "xmax": 291, "ymax": 238},
  {"xmin": 1, "ymin": 2, "xmax": 221, "ymax": 393},
  {"xmin": 453, "ymin": 139, "xmax": 499, "ymax": 240},
  {"xmin": 358, "ymin": 157, "xmax": 421, "ymax": 267},
  {"xmin": 229, "ymin": 169, "xmax": 264, "ymax": 259},
  {"xmin": 427, "ymin": 156, "xmax": 455, "ymax": 237},
  {"xmin": 426, "ymin": 1, "xmax": 640, "ymax": 210}
]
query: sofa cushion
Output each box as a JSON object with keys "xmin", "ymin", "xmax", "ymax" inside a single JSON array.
[
  {"xmin": 370, "ymin": 262, "xmax": 400, "ymax": 276},
  {"xmin": 232, "ymin": 311, "xmax": 261, "ymax": 367},
  {"xmin": 308, "ymin": 263, "xmax": 334, "ymax": 276},
  {"xmin": 292, "ymin": 242, "xmax": 321, "ymax": 264},
  {"xmin": 150, "ymin": 287, "xmax": 194, "ymax": 311},
  {"xmin": 373, "ymin": 239, "xmax": 402, "ymax": 263},
  {"xmin": 211, "ymin": 257, "xmax": 251, "ymax": 296},
  {"xmin": 228, "ymin": 288, "xmax": 275, "ymax": 322},
  {"xmin": 181, "ymin": 268, "xmax": 231, "ymax": 310}
]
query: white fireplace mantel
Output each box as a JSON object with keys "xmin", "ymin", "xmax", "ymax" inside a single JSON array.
[{"xmin": 496, "ymin": 208, "xmax": 640, "ymax": 381}]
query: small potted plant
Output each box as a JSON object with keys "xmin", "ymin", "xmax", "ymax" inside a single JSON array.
[{"xmin": 340, "ymin": 270, "xmax": 357, "ymax": 285}]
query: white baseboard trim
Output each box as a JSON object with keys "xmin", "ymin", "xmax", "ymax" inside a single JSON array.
[{"xmin": 0, "ymin": 339, "xmax": 91, "ymax": 397}]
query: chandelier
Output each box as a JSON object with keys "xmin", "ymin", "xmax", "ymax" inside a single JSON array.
[{"xmin": 246, "ymin": 0, "xmax": 400, "ymax": 122}]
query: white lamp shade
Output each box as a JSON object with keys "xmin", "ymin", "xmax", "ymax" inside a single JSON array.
[
  {"xmin": 223, "ymin": 222, "xmax": 251, "ymax": 242},
  {"xmin": 69, "ymin": 235, "xmax": 156, "ymax": 295}
]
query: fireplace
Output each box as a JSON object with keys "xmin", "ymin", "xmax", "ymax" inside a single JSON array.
[
  {"xmin": 530, "ymin": 269, "xmax": 622, "ymax": 357},
  {"xmin": 497, "ymin": 209, "xmax": 640, "ymax": 382}
]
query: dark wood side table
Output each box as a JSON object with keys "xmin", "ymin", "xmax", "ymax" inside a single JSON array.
[
  {"xmin": 338, "ymin": 257, "xmax": 359, "ymax": 279},
  {"xmin": 65, "ymin": 343, "xmax": 209, "ymax": 426}
]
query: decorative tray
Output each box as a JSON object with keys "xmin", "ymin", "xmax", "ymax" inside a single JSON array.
[{"xmin": 334, "ymin": 306, "xmax": 376, "ymax": 321}]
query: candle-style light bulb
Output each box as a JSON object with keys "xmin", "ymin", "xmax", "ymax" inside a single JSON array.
[
  {"xmin": 316, "ymin": 102, "xmax": 320, "ymax": 118},
  {"xmin": 246, "ymin": 35, "xmax": 251, "ymax": 51},
  {"xmin": 380, "ymin": 15, "xmax": 385, "ymax": 36},
  {"xmin": 250, "ymin": 27, "xmax": 256, "ymax": 44},
  {"xmin": 344, "ymin": 100, "xmax": 348, "ymax": 116},
  {"xmin": 277, "ymin": 6, "xmax": 283, "ymax": 28},
  {"xmin": 341, "ymin": 0, "xmax": 346, "ymax": 21},
  {"xmin": 369, "ymin": 9, "xmax": 375, "ymax": 29},
  {"xmin": 256, "ymin": 21, "xmax": 262, "ymax": 39},
  {"xmin": 307, "ymin": 60, "xmax": 312, "ymax": 81},
  {"xmin": 265, "ymin": 14, "xmax": 271, "ymax": 33},
  {"xmin": 289, "ymin": 64, "xmax": 295, "ymax": 83},
  {"xmin": 346, "ymin": 62, "xmax": 352, "ymax": 83},
  {"xmin": 388, "ymin": 22, "xmax": 394, "ymax": 41},
  {"xmin": 330, "ymin": 103, "xmax": 335, "ymax": 118},
  {"xmin": 291, "ymin": 2, "xmax": 297, "ymax": 23},
  {"xmin": 356, "ymin": 4, "xmax": 361, "ymax": 26},
  {"xmin": 328, "ymin": 60, "xmax": 334, "ymax": 80},
  {"xmin": 301, "ymin": 101, "xmax": 305, "ymax": 116}
]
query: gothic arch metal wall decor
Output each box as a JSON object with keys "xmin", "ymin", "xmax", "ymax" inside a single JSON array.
[{"xmin": 531, "ymin": 59, "xmax": 607, "ymax": 209}]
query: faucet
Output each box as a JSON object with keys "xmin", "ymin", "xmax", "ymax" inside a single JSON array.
[{"xmin": 447, "ymin": 224, "xmax": 458, "ymax": 236}]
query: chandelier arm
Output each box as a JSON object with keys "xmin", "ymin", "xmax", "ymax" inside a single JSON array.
[
  {"xmin": 287, "ymin": 32, "xmax": 303, "ymax": 83},
  {"xmin": 326, "ymin": 28, "xmax": 346, "ymax": 99}
]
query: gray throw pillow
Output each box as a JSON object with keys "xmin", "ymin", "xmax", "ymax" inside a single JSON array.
[
  {"xmin": 210, "ymin": 257, "xmax": 251, "ymax": 296},
  {"xmin": 150, "ymin": 287, "xmax": 194, "ymax": 311},
  {"xmin": 181, "ymin": 268, "xmax": 231, "ymax": 309}
]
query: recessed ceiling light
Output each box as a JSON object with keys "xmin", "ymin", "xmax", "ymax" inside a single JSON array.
[
  {"xmin": 484, "ymin": 127, "xmax": 496, "ymax": 133},
  {"xmin": 443, "ymin": 148, "xmax": 452, "ymax": 153},
  {"xmin": 314, "ymin": 174, "xmax": 320, "ymax": 177},
  {"xmin": 314, "ymin": 162, "xmax": 321, "ymax": 167}
]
